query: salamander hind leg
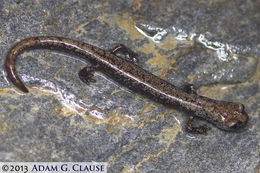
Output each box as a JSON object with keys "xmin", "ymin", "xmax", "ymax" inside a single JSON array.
[
  {"xmin": 186, "ymin": 116, "xmax": 210, "ymax": 134},
  {"xmin": 78, "ymin": 64, "xmax": 100, "ymax": 85},
  {"xmin": 111, "ymin": 44, "xmax": 138, "ymax": 63}
]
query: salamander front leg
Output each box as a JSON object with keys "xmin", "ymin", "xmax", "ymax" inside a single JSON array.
[
  {"xmin": 183, "ymin": 84, "xmax": 210, "ymax": 134},
  {"xmin": 183, "ymin": 84, "xmax": 196, "ymax": 94},
  {"xmin": 182, "ymin": 85, "xmax": 210, "ymax": 134},
  {"xmin": 111, "ymin": 44, "xmax": 138, "ymax": 63},
  {"xmin": 78, "ymin": 64, "xmax": 100, "ymax": 85},
  {"xmin": 186, "ymin": 116, "xmax": 210, "ymax": 134}
]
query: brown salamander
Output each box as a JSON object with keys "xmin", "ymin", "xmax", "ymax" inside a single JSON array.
[{"xmin": 5, "ymin": 36, "xmax": 248, "ymax": 134}]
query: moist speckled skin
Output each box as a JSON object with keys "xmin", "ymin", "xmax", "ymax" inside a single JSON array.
[{"xmin": 5, "ymin": 36, "xmax": 248, "ymax": 131}]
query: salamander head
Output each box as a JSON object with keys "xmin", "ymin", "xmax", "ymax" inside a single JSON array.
[{"xmin": 213, "ymin": 102, "xmax": 249, "ymax": 131}]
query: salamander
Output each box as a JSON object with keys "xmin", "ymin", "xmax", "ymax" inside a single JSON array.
[{"xmin": 5, "ymin": 36, "xmax": 249, "ymax": 134}]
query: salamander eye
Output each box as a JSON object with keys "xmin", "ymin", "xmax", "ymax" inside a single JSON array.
[{"xmin": 237, "ymin": 104, "xmax": 245, "ymax": 113}]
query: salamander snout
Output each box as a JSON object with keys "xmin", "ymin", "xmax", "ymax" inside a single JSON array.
[
  {"xmin": 225, "ymin": 104, "xmax": 249, "ymax": 131},
  {"xmin": 212, "ymin": 102, "xmax": 249, "ymax": 131}
]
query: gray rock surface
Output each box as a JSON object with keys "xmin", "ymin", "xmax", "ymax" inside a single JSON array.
[{"xmin": 0, "ymin": 0, "xmax": 259, "ymax": 172}]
